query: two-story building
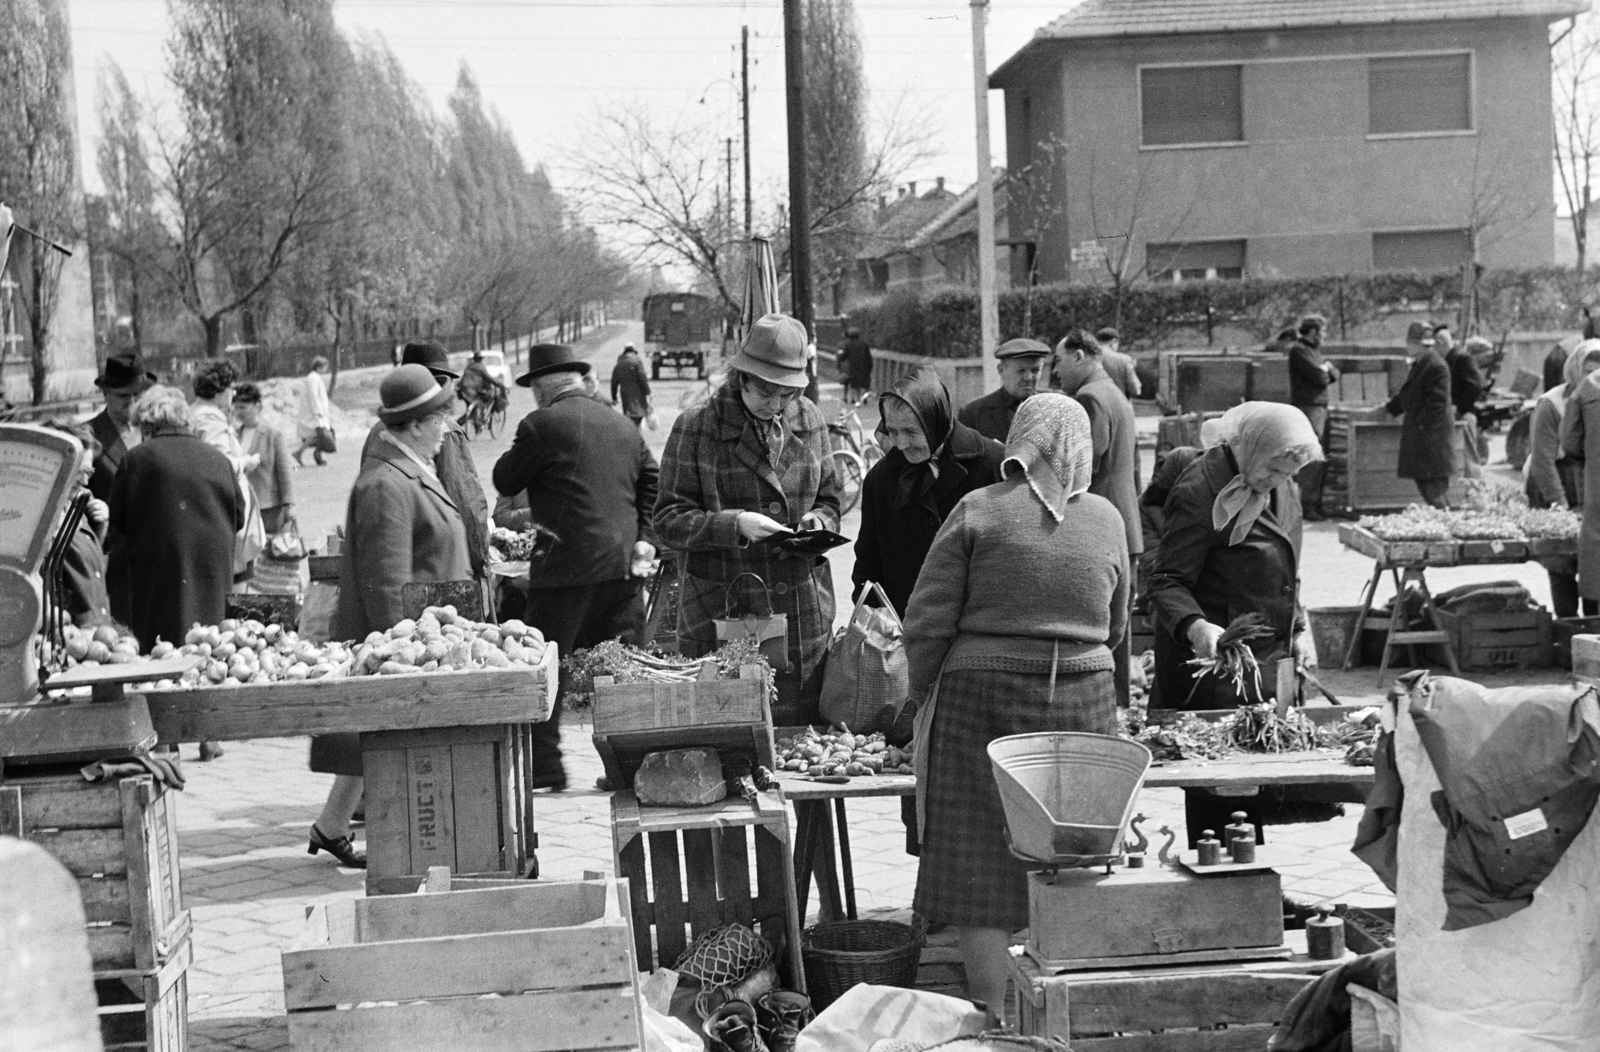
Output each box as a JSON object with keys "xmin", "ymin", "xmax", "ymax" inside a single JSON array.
[{"xmin": 991, "ymin": 0, "xmax": 1586, "ymax": 287}]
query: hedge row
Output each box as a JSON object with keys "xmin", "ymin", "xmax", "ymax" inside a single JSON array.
[{"xmin": 846, "ymin": 267, "xmax": 1598, "ymax": 359}]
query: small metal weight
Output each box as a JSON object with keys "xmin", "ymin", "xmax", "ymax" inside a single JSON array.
[
  {"xmin": 1229, "ymin": 827, "xmax": 1257, "ymax": 864},
  {"xmin": 1306, "ymin": 905, "xmax": 1346, "ymax": 960},
  {"xmin": 1195, "ymin": 830, "xmax": 1222, "ymax": 866},
  {"xmin": 1224, "ymin": 811, "xmax": 1254, "ymax": 860}
]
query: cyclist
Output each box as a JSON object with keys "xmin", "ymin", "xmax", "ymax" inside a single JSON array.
[{"xmin": 458, "ymin": 351, "xmax": 507, "ymax": 428}]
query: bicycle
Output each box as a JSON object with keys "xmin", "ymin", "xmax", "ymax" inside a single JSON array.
[
  {"xmin": 828, "ymin": 403, "xmax": 883, "ymax": 516},
  {"xmin": 465, "ymin": 387, "xmax": 508, "ymax": 439}
]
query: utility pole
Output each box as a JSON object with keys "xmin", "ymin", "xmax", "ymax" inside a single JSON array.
[
  {"xmin": 971, "ymin": 0, "xmax": 1000, "ymax": 391},
  {"xmin": 782, "ymin": 0, "xmax": 817, "ymax": 400},
  {"xmin": 742, "ymin": 25, "xmax": 753, "ymax": 240},
  {"xmin": 725, "ymin": 137, "xmax": 735, "ymax": 247}
]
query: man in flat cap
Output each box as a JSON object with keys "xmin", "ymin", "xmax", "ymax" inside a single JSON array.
[
  {"xmin": 1381, "ymin": 322, "xmax": 1456, "ymax": 507},
  {"xmin": 957, "ymin": 337, "xmax": 1050, "ymax": 443}
]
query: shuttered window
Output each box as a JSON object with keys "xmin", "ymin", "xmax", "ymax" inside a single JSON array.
[
  {"xmin": 1369, "ymin": 54, "xmax": 1472, "ymax": 135},
  {"xmin": 1141, "ymin": 65, "xmax": 1244, "ymax": 146},
  {"xmin": 1148, "ymin": 240, "xmax": 1246, "ymax": 282},
  {"xmin": 1372, "ymin": 229, "xmax": 1471, "ymax": 272}
]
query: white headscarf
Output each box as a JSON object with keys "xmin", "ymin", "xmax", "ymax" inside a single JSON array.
[
  {"xmin": 1000, "ymin": 393, "xmax": 1093, "ymax": 522},
  {"xmin": 1209, "ymin": 402, "xmax": 1323, "ymax": 545}
]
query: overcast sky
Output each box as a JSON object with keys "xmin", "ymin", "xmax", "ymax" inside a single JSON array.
[{"xmin": 68, "ymin": 0, "xmax": 1082, "ymax": 214}]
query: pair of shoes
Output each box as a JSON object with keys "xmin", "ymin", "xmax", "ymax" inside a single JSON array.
[
  {"xmin": 595, "ymin": 776, "xmax": 615, "ymax": 792},
  {"xmin": 314, "ymin": 454, "xmax": 327, "ymax": 466},
  {"xmin": 755, "ymin": 991, "xmax": 813, "ymax": 1052},
  {"xmin": 308, "ymin": 824, "xmax": 366, "ymax": 868},
  {"xmin": 704, "ymin": 1001, "xmax": 768, "ymax": 1052},
  {"xmin": 529, "ymin": 773, "xmax": 567, "ymax": 792},
  {"xmin": 197, "ymin": 742, "xmax": 225, "ymax": 761}
]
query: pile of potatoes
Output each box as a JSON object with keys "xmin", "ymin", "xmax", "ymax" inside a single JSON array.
[
  {"xmin": 775, "ymin": 728, "xmax": 915, "ymax": 777},
  {"xmin": 168, "ymin": 621, "xmax": 353, "ymax": 688},
  {"xmin": 349, "ymin": 605, "xmax": 547, "ymax": 676},
  {"xmin": 51, "ymin": 623, "xmax": 143, "ymax": 668}
]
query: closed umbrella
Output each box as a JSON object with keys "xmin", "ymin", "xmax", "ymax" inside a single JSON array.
[{"xmin": 739, "ymin": 235, "xmax": 780, "ymax": 340}]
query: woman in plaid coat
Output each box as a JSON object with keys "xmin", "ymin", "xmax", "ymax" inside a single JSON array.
[{"xmin": 655, "ymin": 315, "xmax": 842, "ymax": 725}]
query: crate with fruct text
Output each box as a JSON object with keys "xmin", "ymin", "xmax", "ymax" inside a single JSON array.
[
  {"xmin": 1433, "ymin": 607, "xmax": 1553, "ymax": 670},
  {"xmin": 282, "ymin": 876, "xmax": 644, "ymax": 1052}
]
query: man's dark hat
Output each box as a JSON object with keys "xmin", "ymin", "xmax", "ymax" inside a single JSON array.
[
  {"xmin": 516, "ymin": 344, "xmax": 591, "ymax": 387},
  {"xmin": 401, "ymin": 340, "xmax": 459, "ymax": 380},
  {"xmin": 96, "ymin": 352, "xmax": 157, "ymax": 395}
]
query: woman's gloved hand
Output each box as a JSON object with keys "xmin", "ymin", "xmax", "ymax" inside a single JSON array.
[
  {"xmin": 736, "ymin": 511, "xmax": 791, "ymax": 542},
  {"xmin": 1187, "ymin": 619, "xmax": 1226, "ymax": 662}
]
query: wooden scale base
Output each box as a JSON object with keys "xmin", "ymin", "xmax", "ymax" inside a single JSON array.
[{"xmin": 1024, "ymin": 857, "xmax": 1290, "ymax": 973}]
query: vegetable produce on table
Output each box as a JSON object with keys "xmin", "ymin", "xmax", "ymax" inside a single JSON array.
[
  {"xmin": 1357, "ymin": 497, "xmax": 1580, "ymax": 543},
  {"xmin": 774, "ymin": 727, "xmax": 914, "ymax": 778},
  {"xmin": 47, "ymin": 604, "xmax": 548, "ymax": 692},
  {"xmin": 561, "ymin": 636, "xmax": 775, "ymax": 711},
  {"xmin": 1118, "ymin": 703, "xmax": 1380, "ymax": 767}
]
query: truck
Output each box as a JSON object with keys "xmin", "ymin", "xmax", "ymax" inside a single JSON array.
[{"xmin": 642, "ymin": 291, "xmax": 718, "ymax": 380}]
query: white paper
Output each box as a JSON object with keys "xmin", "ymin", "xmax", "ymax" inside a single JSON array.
[{"xmin": 1503, "ymin": 808, "xmax": 1549, "ymax": 841}]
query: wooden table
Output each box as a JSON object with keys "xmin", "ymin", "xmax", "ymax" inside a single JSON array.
[{"xmin": 781, "ymin": 752, "xmax": 1373, "ymax": 923}]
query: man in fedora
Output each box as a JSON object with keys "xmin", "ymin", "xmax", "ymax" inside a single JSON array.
[
  {"xmin": 957, "ymin": 337, "xmax": 1050, "ymax": 443},
  {"xmin": 361, "ymin": 340, "xmax": 491, "ymax": 589},
  {"xmin": 88, "ymin": 351, "xmax": 157, "ymax": 503},
  {"xmin": 494, "ymin": 343, "xmax": 660, "ymax": 791}
]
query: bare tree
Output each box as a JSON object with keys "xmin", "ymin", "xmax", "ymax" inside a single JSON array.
[
  {"xmin": 1004, "ymin": 134, "xmax": 1070, "ymax": 336},
  {"xmin": 1084, "ymin": 150, "xmax": 1203, "ymax": 331},
  {"xmin": 0, "ymin": 0, "xmax": 80, "ymax": 403},
  {"xmin": 1554, "ymin": 13, "xmax": 1600, "ymax": 275},
  {"xmin": 572, "ymin": 102, "xmax": 745, "ymax": 314},
  {"xmin": 94, "ymin": 66, "xmax": 166, "ymax": 352}
]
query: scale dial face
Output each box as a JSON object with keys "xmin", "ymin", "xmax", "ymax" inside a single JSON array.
[{"xmin": 0, "ymin": 426, "xmax": 79, "ymax": 571}]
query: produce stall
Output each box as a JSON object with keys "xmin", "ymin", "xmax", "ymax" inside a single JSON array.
[
  {"xmin": 776, "ymin": 708, "xmax": 1377, "ymax": 924},
  {"xmin": 1335, "ymin": 502, "xmax": 1579, "ymax": 679}
]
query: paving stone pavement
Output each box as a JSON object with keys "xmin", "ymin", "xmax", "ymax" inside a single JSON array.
[{"xmin": 172, "ymin": 716, "xmax": 1391, "ymax": 1051}]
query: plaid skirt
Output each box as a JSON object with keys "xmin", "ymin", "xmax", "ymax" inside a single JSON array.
[{"xmin": 913, "ymin": 667, "xmax": 1116, "ymax": 930}]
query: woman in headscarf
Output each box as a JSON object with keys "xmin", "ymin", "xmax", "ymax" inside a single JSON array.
[
  {"xmin": 903, "ymin": 393, "xmax": 1129, "ymax": 1019},
  {"xmin": 1559, "ymin": 339, "xmax": 1600, "ymax": 618},
  {"xmin": 1148, "ymin": 401, "xmax": 1322, "ymax": 712},
  {"xmin": 1531, "ymin": 339, "xmax": 1600, "ymax": 617},
  {"xmin": 853, "ymin": 366, "xmax": 1005, "ymax": 618}
]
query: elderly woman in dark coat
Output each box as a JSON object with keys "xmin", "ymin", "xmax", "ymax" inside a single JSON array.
[
  {"xmin": 1560, "ymin": 341, "xmax": 1600, "ymax": 614},
  {"xmin": 905, "ymin": 393, "xmax": 1128, "ymax": 1018},
  {"xmin": 1148, "ymin": 402, "xmax": 1321, "ymax": 712},
  {"xmin": 655, "ymin": 314, "xmax": 841, "ymax": 725},
  {"xmin": 108, "ymin": 385, "xmax": 242, "ymax": 652},
  {"xmin": 309, "ymin": 365, "xmax": 472, "ymax": 869}
]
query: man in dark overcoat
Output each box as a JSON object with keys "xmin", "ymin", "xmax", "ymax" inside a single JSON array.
[
  {"xmin": 609, "ymin": 344, "xmax": 653, "ymax": 426},
  {"xmin": 1383, "ymin": 322, "xmax": 1456, "ymax": 507},
  {"xmin": 494, "ymin": 343, "xmax": 660, "ymax": 790},
  {"xmin": 88, "ymin": 352, "xmax": 157, "ymax": 623},
  {"xmin": 1286, "ymin": 314, "xmax": 1340, "ymax": 519},
  {"xmin": 107, "ymin": 386, "xmax": 242, "ymax": 652},
  {"xmin": 957, "ymin": 338, "xmax": 1050, "ymax": 443},
  {"xmin": 838, "ymin": 325, "xmax": 874, "ymax": 403}
]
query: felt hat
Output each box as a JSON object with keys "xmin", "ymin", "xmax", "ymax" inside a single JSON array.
[
  {"xmin": 378, "ymin": 364, "xmax": 455, "ymax": 425},
  {"xmin": 401, "ymin": 340, "xmax": 459, "ymax": 380},
  {"xmin": 1404, "ymin": 322, "xmax": 1435, "ymax": 345},
  {"xmin": 730, "ymin": 314, "xmax": 810, "ymax": 388},
  {"xmin": 995, "ymin": 338, "xmax": 1051, "ymax": 360},
  {"xmin": 515, "ymin": 343, "xmax": 591, "ymax": 387},
  {"xmin": 96, "ymin": 352, "xmax": 157, "ymax": 395}
]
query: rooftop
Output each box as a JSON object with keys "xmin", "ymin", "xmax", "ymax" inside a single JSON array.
[{"xmin": 1031, "ymin": 0, "xmax": 1589, "ymax": 40}]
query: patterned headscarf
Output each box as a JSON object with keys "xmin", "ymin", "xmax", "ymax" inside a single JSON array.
[
  {"xmin": 1562, "ymin": 338, "xmax": 1600, "ymax": 401},
  {"xmin": 1209, "ymin": 402, "xmax": 1323, "ymax": 545},
  {"xmin": 1000, "ymin": 393, "xmax": 1093, "ymax": 522}
]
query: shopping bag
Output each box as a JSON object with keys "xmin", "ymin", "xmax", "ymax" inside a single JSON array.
[
  {"xmin": 713, "ymin": 573, "xmax": 791, "ymax": 673},
  {"xmin": 314, "ymin": 426, "xmax": 337, "ymax": 454},
  {"xmin": 265, "ymin": 516, "xmax": 307, "ymax": 561},
  {"xmin": 819, "ymin": 581, "xmax": 909, "ymax": 733}
]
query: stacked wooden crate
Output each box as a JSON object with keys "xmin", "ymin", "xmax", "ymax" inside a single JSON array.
[
  {"xmin": 282, "ymin": 877, "xmax": 644, "ymax": 1052},
  {"xmin": 0, "ymin": 771, "xmax": 190, "ymax": 1051}
]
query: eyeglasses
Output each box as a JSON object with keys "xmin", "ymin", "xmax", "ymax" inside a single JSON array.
[{"xmin": 745, "ymin": 375, "xmax": 804, "ymax": 402}]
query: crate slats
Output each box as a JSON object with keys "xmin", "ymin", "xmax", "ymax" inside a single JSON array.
[{"xmin": 283, "ymin": 878, "xmax": 642, "ymax": 1052}]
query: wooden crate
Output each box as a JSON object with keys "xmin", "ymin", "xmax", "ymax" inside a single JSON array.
[
  {"xmin": 97, "ymin": 928, "xmax": 191, "ymax": 1052},
  {"xmin": 282, "ymin": 879, "xmax": 644, "ymax": 1052},
  {"xmin": 143, "ymin": 651, "xmax": 557, "ymax": 744},
  {"xmin": 0, "ymin": 771, "xmax": 187, "ymax": 973},
  {"xmin": 1554, "ymin": 617, "xmax": 1600, "ymax": 668},
  {"xmin": 361, "ymin": 723, "xmax": 539, "ymax": 895},
  {"xmin": 1009, "ymin": 944, "xmax": 1333, "ymax": 1050},
  {"xmin": 1343, "ymin": 421, "xmax": 1473, "ymax": 513},
  {"xmin": 611, "ymin": 790, "xmax": 805, "ymax": 992},
  {"xmin": 591, "ymin": 666, "xmax": 775, "ymax": 790},
  {"xmin": 1433, "ymin": 608, "xmax": 1553, "ymax": 670}
]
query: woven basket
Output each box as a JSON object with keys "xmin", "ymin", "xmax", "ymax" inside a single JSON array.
[{"xmin": 800, "ymin": 917, "xmax": 929, "ymax": 1009}]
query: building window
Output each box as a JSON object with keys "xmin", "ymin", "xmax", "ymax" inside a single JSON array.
[
  {"xmin": 1372, "ymin": 229, "xmax": 1471, "ymax": 271},
  {"xmin": 1369, "ymin": 54, "xmax": 1471, "ymax": 135},
  {"xmin": 1141, "ymin": 65, "xmax": 1243, "ymax": 146},
  {"xmin": 1148, "ymin": 240, "xmax": 1246, "ymax": 282}
]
